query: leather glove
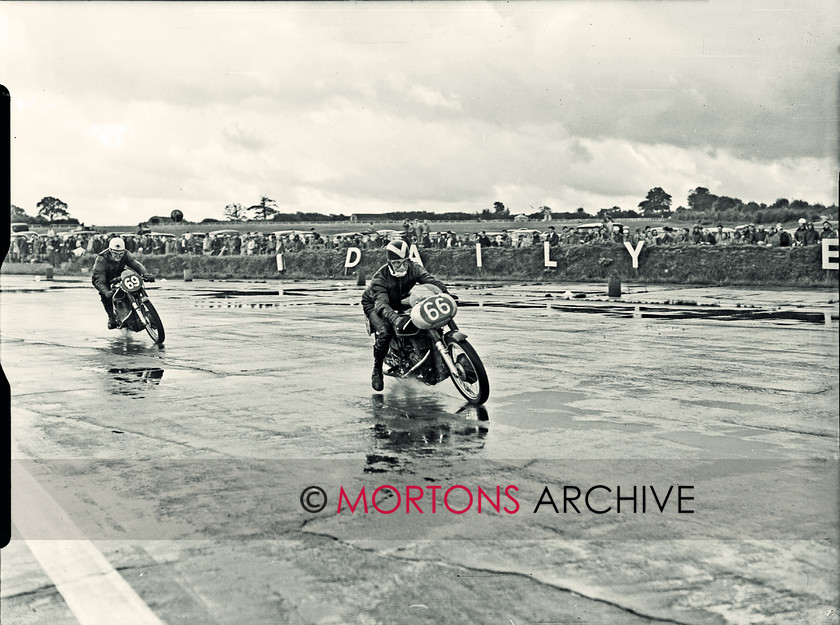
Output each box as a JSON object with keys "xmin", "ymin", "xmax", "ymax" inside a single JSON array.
[{"xmin": 387, "ymin": 310, "xmax": 411, "ymax": 330}]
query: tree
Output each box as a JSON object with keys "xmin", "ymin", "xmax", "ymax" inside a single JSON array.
[
  {"xmin": 493, "ymin": 202, "xmax": 510, "ymax": 217},
  {"xmin": 638, "ymin": 187, "xmax": 672, "ymax": 218},
  {"xmin": 687, "ymin": 187, "xmax": 716, "ymax": 212},
  {"xmin": 36, "ymin": 196, "xmax": 71, "ymax": 223},
  {"xmin": 247, "ymin": 196, "xmax": 277, "ymax": 220},
  {"xmin": 11, "ymin": 205, "xmax": 29, "ymax": 222},
  {"xmin": 224, "ymin": 203, "xmax": 247, "ymax": 221},
  {"xmin": 540, "ymin": 206, "xmax": 552, "ymax": 221},
  {"xmin": 711, "ymin": 196, "xmax": 742, "ymax": 213}
]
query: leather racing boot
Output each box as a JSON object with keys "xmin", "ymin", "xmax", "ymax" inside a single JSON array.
[
  {"xmin": 371, "ymin": 365, "xmax": 384, "ymax": 392},
  {"xmin": 371, "ymin": 333, "xmax": 391, "ymax": 392}
]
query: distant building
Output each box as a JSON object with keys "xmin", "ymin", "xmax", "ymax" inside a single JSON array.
[
  {"xmin": 350, "ymin": 213, "xmax": 388, "ymax": 223},
  {"xmin": 513, "ymin": 214, "xmax": 530, "ymax": 222}
]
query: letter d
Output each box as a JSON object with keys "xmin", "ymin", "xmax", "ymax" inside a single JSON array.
[{"xmin": 344, "ymin": 247, "xmax": 362, "ymax": 269}]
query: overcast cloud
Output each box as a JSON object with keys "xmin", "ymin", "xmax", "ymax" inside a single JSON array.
[{"xmin": 2, "ymin": 1, "xmax": 837, "ymax": 226}]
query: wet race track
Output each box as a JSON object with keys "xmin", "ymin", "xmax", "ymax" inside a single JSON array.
[{"xmin": 2, "ymin": 275, "xmax": 838, "ymax": 625}]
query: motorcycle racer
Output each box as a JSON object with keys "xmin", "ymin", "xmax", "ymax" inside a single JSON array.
[
  {"xmin": 92, "ymin": 237, "xmax": 152, "ymax": 329},
  {"xmin": 361, "ymin": 239, "xmax": 451, "ymax": 391}
]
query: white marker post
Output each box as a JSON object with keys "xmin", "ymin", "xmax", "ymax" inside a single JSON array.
[{"xmin": 475, "ymin": 243, "xmax": 483, "ymax": 268}]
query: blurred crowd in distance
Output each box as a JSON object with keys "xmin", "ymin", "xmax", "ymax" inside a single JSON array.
[{"xmin": 5, "ymin": 217, "xmax": 838, "ymax": 265}]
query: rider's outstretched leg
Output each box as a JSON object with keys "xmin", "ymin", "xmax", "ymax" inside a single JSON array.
[
  {"xmin": 100, "ymin": 292, "xmax": 117, "ymax": 329},
  {"xmin": 371, "ymin": 332, "xmax": 391, "ymax": 392}
]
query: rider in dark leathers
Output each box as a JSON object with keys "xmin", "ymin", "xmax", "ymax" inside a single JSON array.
[
  {"xmin": 92, "ymin": 237, "xmax": 151, "ymax": 329},
  {"xmin": 361, "ymin": 239, "xmax": 450, "ymax": 391}
]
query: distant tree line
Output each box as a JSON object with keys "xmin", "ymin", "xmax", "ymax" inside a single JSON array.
[
  {"xmin": 11, "ymin": 196, "xmax": 80, "ymax": 226},
  {"xmin": 11, "ymin": 187, "xmax": 837, "ymax": 229}
]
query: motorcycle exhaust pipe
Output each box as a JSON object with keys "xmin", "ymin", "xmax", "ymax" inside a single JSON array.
[{"xmin": 398, "ymin": 350, "xmax": 432, "ymax": 378}]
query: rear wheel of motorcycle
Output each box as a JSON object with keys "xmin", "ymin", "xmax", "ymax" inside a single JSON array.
[
  {"xmin": 142, "ymin": 302, "xmax": 165, "ymax": 345},
  {"xmin": 448, "ymin": 340, "xmax": 489, "ymax": 405}
]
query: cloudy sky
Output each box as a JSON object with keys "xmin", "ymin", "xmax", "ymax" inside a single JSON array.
[{"xmin": 2, "ymin": 1, "xmax": 837, "ymax": 226}]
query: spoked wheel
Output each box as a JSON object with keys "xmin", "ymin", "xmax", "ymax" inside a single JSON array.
[
  {"xmin": 142, "ymin": 301, "xmax": 165, "ymax": 345},
  {"xmin": 448, "ymin": 339, "xmax": 489, "ymax": 404}
]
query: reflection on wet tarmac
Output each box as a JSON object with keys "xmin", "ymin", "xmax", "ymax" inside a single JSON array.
[
  {"xmin": 364, "ymin": 394, "xmax": 488, "ymax": 472},
  {"xmin": 188, "ymin": 288, "xmax": 834, "ymax": 324},
  {"xmin": 106, "ymin": 334, "xmax": 165, "ymax": 354},
  {"xmin": 106, "ymin": 367, "xmax": 165, "ymax": 396}
]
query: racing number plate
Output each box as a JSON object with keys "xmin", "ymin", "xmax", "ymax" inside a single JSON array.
[
  {"xmin": 121, "ymin": 273, "xmax": 143, "ymax": 292},
  {"xmin": 414, "ymin": 294, "xmax": 457, "ymax": 329}
]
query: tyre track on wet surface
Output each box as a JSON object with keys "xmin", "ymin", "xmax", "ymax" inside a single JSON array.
[{"xmin": 3, "ymin": 277, "xmax": 838, "ymax": 624}]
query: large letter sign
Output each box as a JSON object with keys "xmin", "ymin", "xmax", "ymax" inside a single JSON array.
[
  {"xmin": 822, "ymin": 238, "xmax": 838, "ymax": 270},
  {"xmin": 624, "ymin": 241, "xmax": 645, "ymax": 269},
  {"xmin": 344, "ymin": 247, "xmax": 362, "ymax": 269},
  {"xmin": 408, "ymin": 243, "xmax": 424, "ymax": 267},
  {"xmin": 543, "ymin": 241, "xmax": 557, "ymax": 268}
]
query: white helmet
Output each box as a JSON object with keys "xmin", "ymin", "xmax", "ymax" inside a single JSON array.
[
  {"xmin": 385, "ymin": 240, "xmax": 410, "ymax": 277},
  {"xmin": 108, "ymin": 237, "xmax": 126, "ymax": 260}
]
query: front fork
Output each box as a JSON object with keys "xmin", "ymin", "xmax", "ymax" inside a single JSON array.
[
  {"xmin": 115, "ymin": 291, "xmax": 149, "ymax": 328},
  {"xmin": 430, "ymin": 324, "xmax": 469, "ymax": 379}
]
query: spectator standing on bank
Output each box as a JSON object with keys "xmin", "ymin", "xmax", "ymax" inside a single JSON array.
[
  {"xmin": 803, "ymin": 222, "xmax": 821, "ymax": 246},
  {"xmin": 691, "ymin": 225, "xmax": 703, "ymax": 244},
  {"xmin": 794, "ymin": 218, "xmax": 808, "ymax": 245},
  {"xmin": 546, "ymin": 226, "xmax": 559, "ymax": 246},
  {"xmin": 767, "ymin": 224, "xmax": 791, "ymax": 247},
  {"xmin": 820, "ymin": 221, "xmax": 837, "ymax": 239}
]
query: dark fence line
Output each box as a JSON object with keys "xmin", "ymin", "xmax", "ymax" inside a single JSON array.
[{"xmin": 3, "ymin": 243, "xmax": 836, "ymax": 288}]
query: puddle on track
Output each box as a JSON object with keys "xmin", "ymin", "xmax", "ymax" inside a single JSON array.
[{"xmin": 187, "ymin": 289, "xmax": 834, "ymax": 323}]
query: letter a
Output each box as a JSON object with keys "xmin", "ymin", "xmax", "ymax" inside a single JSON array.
[{"xmin": 533, "ymin": 486, "xmax": 559, "ymax": 513}]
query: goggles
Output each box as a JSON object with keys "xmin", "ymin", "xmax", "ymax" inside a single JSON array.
[{"xmin": 389, "ymin": 258, "xmax": 410, "ymax": 270}]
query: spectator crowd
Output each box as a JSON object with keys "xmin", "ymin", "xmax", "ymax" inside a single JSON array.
[{"xmin": 5, "ymin": 218, "xmax": 838, "ymax": 265}]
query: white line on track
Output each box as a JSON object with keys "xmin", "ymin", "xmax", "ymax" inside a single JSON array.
[{"xmin": 12, "ymin": 461, "xmax": 166, "ymax": 625}]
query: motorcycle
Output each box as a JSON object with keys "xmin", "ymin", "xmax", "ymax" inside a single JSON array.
[
  {"xmin": 382, "ymin": 288, "xmax": 490, "ymax": 404},
  {"xmin": 110, "ymin": 269, "xmax": 165, "ymax": 345}
]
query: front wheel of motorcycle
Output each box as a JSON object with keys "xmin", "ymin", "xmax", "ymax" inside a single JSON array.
[
  {"xmin": 448, "ymin": 340, "xmax": 489, "ymax": 405},
  {"xmin": 142, "ymin": 301, "xmax": 165, "ymax": 345}
]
